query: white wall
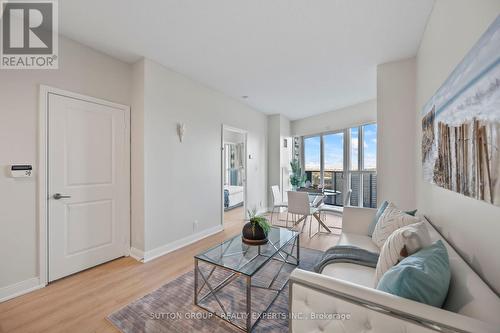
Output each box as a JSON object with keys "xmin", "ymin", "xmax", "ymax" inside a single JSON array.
[
  {"xmin": 130, "ymin": 60, "xmax": 146, "ymax": 252},
  {"xmin": 377, "ymin": 58, "xmax": 416, "ymax": 209},
  {"xmin": 280, "ymin": 115, "xmax": 293, "ymax": 199},
  {"xmin": 267, "ymin": 114, "xmax": 292, "ymax": 206},
  {"xmin": 416, "ymin": 0, "xmax": 500, "ymax": 293},
  {"xmin": 0, "ymin": 37, "xmax": 131, "ymax": 293},
  {"xmin": 291, "ymin": 99, "xmax": 377, "ymax": 137},
  {"xmin": 140, "ymin": 59, "xmax": 268, "ymax": 253},
  {"xmin": 267, "ymin": 115, "xmax": 282, "ymax": 207}
]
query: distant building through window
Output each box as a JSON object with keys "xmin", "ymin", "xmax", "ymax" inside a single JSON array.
[{"xmin": 302, "ymin": 123, "xmax": 377, "ymax": 208}]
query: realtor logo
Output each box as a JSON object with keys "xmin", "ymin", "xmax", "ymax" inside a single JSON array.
[{"xmin": 0, "ymin": 0, "xmax": 58, "ymax": 69}]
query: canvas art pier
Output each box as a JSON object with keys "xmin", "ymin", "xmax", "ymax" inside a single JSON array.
[
  {"xmin": 432, "ymin": 119, "xmax": 499, "ymax": 203},
  {"xmin": 422, "ymin": 16, "xmax": 500, "ymax": 207}
]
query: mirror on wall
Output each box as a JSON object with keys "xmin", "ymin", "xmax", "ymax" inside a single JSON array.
[
  {"xmin": 224, "ymin": 143, "xmax": 244, "ymax": 186},
  {"xmin": 222, "ymin": 128, "xmax": 247, "ymax": 227}
]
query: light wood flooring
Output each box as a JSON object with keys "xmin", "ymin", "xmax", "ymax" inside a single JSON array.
[{"xmin": 0, "ymin": 211, "xmax": 341, "ymax": 333}]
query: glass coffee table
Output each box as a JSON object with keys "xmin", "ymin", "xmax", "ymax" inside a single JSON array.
[{"xmin": 194, "ymin": 227, "xmax": 299, "ymax": 332}]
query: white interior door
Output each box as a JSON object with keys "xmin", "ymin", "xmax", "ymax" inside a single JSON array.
[{"xmin": 48, "ymin": 93, "xmax": 129, "ymax": 282}]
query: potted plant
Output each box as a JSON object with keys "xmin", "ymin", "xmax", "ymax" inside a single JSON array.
[
  {"xmin": 242, "ymin": 209, "xmax": 271, "ymax": 245},
  {"xmin": 290, "ymin": 159, "xmax": 306, "ymax": 191}
]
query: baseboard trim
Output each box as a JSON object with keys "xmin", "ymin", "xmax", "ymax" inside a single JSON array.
[
  {"xmin": 129, "ymin": 247, "xmax": 145, "ymax": 262},
  {"xmin": 0, "ymin": 277, "xmax": 44, "ymax": 303},
  {"xmin": 143, "ymin": 225, "xmax": 224, "ymax": 263}
]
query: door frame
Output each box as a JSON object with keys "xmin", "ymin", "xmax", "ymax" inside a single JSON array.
[
  {"xmin": 220, "ymin": 124, "xmax": 248, "ymax": 227},
  {"xmin": 38, "ymin": 85, "xmax": 131, "ymax": 286}
]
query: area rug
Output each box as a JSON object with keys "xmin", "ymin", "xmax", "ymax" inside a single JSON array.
[{"xmin": 108, "ymin": 247, "xmax": 322, "ymax": 332}]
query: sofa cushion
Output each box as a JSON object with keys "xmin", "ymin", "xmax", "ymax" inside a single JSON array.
[
  {"xmin": 374, "ymin": 222, "xmax": 432, "ymax": 286},
  {"xmin": 338, "ymin": 232, "xmax": 380, "ymax": 254},
  {"xmin": 322, "ymin": 262, "xmax": 375, "ymax": 287},
  {"xmin": 372, "ymin": 202, "xmax": 421, "ymax": 248},
  {"xmin": 367, "ymin": 201, "xmax": 417, "ymax": 236},
  {"xmin": 367, "ymin": 200, "xmax": 389, "ymax": 236},
  {"xmin": 377, "ymin": 240, "xmax": 451, "ymax": 308}
]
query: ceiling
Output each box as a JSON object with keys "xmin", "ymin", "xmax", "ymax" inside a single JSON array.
[{"xmin": 59, "ymin": 0, "xmax": 434, "ymax": 120}]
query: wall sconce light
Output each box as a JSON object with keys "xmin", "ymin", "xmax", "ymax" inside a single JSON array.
[{"xmin": 177, "ymin": 123, "xmax": 185, "ymax": 143}]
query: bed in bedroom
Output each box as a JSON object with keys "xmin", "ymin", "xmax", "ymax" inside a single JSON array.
[{"xmin": 224, "ymin": 185, "xmax": 244, "ymax": 210}]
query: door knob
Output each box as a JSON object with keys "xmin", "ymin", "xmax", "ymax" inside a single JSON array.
[{"xmin": 53, "ymin": 193, "xmax": 71, "ymax": 200}]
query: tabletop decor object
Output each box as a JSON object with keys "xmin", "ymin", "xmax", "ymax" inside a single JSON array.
[{"xmin": 242, "ymin": 209, "xmax": 271, "ymax": 245}]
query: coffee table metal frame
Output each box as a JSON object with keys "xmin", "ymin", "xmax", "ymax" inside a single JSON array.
[{"xmin": 194, "ymin": 228, "xmax": 300, "ymax": 332}]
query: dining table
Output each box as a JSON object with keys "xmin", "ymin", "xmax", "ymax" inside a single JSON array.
[{"xmin": 296, "ymin": 188, "xmax": 341, "ymax": 233}]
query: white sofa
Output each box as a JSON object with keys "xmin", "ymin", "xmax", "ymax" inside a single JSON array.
[{"xmin": 289, "ymin": 207, "xmax": 500, "ymax": 333}]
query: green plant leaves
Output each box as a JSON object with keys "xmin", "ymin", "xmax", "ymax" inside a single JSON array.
[
  {"xmin": 290, "ymin": 159, "xmax": 306, "ymax": 187},
  {"xmin": 249, "ymin": 215, "xmax": 271, "ymax": 234}
]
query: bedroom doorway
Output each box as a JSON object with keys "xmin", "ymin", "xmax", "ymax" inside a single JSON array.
[{"xmin": 222, "ymin": 126, "xmax": 247, "ymax": 228}]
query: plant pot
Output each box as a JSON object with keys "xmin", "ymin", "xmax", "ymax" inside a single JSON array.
[{"xmin": 242, "ymin": 222, "xmax": 268, "ymax": 245}]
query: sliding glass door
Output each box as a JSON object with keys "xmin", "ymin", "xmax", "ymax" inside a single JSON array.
[
  {"xmin": 300, "ymin": 123, "xmax": 377, "ymax": 208},
  {"xmin": 348, "ymin": 123, "xmax": 377, "ymax": 208},
  {"xmin": 323, "ymin": 132, "xmax": 344, "ymax": 206},
  {"xmin": 362, "ymin": 123, "xmax": 377, "ymax": 207},
  {"xmin": 349, "ymin": 127, "xmax": 361, "ymax": 207},
  {"xmin": 304, "ymin": 136, "xmax": 321, "ymax": 187}
]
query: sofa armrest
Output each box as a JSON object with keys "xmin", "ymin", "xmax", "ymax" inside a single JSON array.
[
  {"xmin": 341, "ymin": 207, "xmax": 376, "ymax": 235},
  {"xmin": 289, "ymin": 269, "xmax": 498, "ymax": 333}
]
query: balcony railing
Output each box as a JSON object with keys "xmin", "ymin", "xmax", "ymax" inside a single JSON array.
[{"xmin": 305, "ymin": 170, "xmax": 377, "ymax": 208}]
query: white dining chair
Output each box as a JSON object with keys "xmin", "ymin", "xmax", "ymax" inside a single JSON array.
[
  {"xmin": 270, "ymin": 185, "xmax": 287, "ymax": 225},
  {"xmin": 287, "ymin": 191, "xmax": 318, "ymax": 237},
  {"xmin": 316, "ymin": 189, "xmax": 352, "ymax": 232}
]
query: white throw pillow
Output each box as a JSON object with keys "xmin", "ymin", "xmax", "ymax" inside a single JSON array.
[
  {"xmin": 374, "ymin": 222, "xmax": 432, "ymax": 286},
  {"xmin": 371, "ymin": 202, "xmax": 421, "ymax": 248}
]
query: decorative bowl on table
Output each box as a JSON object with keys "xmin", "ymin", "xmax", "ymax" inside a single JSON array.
[{"xmin": 242, "ymin": 209, "xmax": 271, "ymax": 245}]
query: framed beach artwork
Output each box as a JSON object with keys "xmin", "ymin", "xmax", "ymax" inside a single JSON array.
[{"xmin": 421, "ymin": 15, "xmax": 500, "ymax": 207}]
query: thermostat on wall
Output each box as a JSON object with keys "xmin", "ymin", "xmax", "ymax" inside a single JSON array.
[{"xmin": 10, "ymin": 165, "xmax": 33, "ymax": 178}]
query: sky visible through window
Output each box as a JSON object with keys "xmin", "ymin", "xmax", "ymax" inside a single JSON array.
[
  {"xmin": 363, "ymin": 123, "xmax": 377, "ymax": 170},
  {"xmin": 304, "ymin": 136, "xmax": 320, "ymax": 171},
  {"xmin": 324, "ymin": 133, "xmax": 343, "ymax": 171},
  {"xmin": 304, "ymin": 124, "xmax": 377, "ymax": 171}
]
